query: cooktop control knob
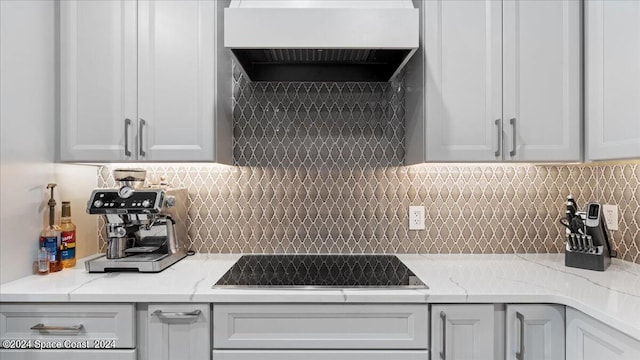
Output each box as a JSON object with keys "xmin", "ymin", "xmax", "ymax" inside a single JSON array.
[
  {"xmin": 141, "ymin": 199, "xmax": 152, "ymax": 208},
  {"xmin": 93, "ymin": 199, "xmax": 104, "ymax": 208}
]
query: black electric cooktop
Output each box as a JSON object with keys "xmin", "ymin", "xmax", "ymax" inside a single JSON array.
[{"xmin": 213, "ymin": 255, "xmax": 428, "ymax": 289}]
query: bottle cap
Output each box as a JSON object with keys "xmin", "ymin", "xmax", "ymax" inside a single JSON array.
[{"xmin": 61, "ymin": 201, "xmax": 71, "ymax": 217}]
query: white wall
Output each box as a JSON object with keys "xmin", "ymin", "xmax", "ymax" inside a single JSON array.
[
  {"xmin": 0, "ymin": 1, "xmax": 98, "ymax": 284},
  {"xmin": 55, "ymin": 164, "xmax": 100, "ymax": 259},
  {"xmin": 1, "ymin": 0, "xmax": 57, "ymax": 284}
]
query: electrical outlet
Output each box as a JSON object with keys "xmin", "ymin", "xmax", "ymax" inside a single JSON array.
[
  {"xmin": 409, "ymin": 206, "xmax": 425, "ymax": 230},
  {"xmin": 602, "ymin": 204, "xmax": 619, "ymax": 231}
]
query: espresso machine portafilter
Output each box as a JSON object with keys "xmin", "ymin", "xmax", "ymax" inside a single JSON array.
[{"xmin": 85, "ymin": 169, "xmax": 189, "ymax": 273}]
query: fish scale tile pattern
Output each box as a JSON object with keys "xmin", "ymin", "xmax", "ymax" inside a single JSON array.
[{"xmin": 97, "ymin": 69, "xmax": 640, "ymax": 264}]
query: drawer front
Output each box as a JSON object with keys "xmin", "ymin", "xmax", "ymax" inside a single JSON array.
[
  {"xmin": 0, "ymin": 303, "xmax": 135, "ymax": 348},
  {"xmin": 213, "ymin": 350, "xmax": 430, "ymax": 360},
  {"xmin": 213, "ymin": 304, "xmax": 429, "ymax": 349},
  {"xmin": 0, "ymin": 349, "xmax": 136, "ymax": 360}
]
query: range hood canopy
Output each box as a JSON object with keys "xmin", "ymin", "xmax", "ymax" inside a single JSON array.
[{"xmin": 224, "ymin": 0, "xmax": 419, "ymax": 82}]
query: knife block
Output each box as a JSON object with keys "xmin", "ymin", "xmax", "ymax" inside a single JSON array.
[
  {"xmin": 565, "ymin": 246, "xmax": 611, "ymax": 271},
  {"xmin": 564, "ymin": 207, "xmax": 613, "ymax": 272}
]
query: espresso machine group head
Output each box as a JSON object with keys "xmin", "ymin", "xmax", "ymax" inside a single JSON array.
[{"xmin": 85, "ymin": 169, "xmax": 188, "ymax": 272}]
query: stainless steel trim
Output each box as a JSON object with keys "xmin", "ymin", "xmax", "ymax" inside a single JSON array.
[
  {"xmin": 495, "ymin": 119, "xmax": 502, "ymax": 157},
  {"xmin": 152, "ymin": 309, "xmax": 201, "ymax": 321},
  {"xmin": 85, "ymin": 250, "xmax": 186, "ymax": 273},
  {"xmin": 124, "ymin": 118, "xmax": 132, "ymax": 157},
  {"xmin": 211, "ymin": 284, "xmax": 429, "ymax": 290},
  {"xmin": 510, "ymin": 118, "xmax": 517, "ymax": 157},
  {"xmin": 516, "ymin": 311, "xmax": 525, "ymax": 360},
  {"xmin": 139, "ymin": 118, "xmax": 146, "ymax": 157},
  {"xmin": 31, "ymin": 323, "xmax": 84, "ymax": 333},
  {"xmin": 440, "ymin": 311, "xmax": 446, "ymax": 360}
]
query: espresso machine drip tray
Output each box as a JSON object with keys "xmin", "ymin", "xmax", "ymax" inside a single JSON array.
[{"xmin": 86, "ymin": 251, "xmax": 186, "ymax": 273}]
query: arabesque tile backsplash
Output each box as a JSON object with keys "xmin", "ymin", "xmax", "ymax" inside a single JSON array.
[{"xmin": 98, "ymin": 69, "xmax": 640, "ymax": 263}]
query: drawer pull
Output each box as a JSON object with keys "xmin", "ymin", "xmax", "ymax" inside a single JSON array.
[
  {"xmin": 440, "ymin": 311, "xmax": 446, "ymax": 360},
  {"xmin": 152, "ymin": 309, "xmax": 201, "ymax": 321},
  {"xmin": 509, "ymin": 117, "xmax": 517, "ymax": 157},
  {"xmin": 30, "ymin": 323, "xmax": 84, "ymax": 333},
  {"xmin": 515, "ymin": 311, "xmax": 525, "ymax": 360}
]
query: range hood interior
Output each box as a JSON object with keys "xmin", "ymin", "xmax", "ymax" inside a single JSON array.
[
  {"xmin": 225, "ymin": 1, "xmax": 419, "ymax": 82},
  {"xmin": 232, "ymin": 48, "xmax": 413, "ymax": 82}
]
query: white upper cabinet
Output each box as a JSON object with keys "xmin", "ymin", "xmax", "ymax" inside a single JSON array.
[
  {"xmin": 138, "ymin": 0, "xmax": 214, "ymax": 161},
  {"xmin": 586, "ymin": 0, "xmax": 640, "ymax": 161},
  {"xmin": 406, "ymin": 0, "xmax": 581, "ymax": 163},
  {"xmin": 423, "ymin": 0, "xmax": 502, "ymax": 162},
  {"xmin": 60, "ymin": 0, "xmax": 232, "ymax": 163},
  {"xmin": 503, "ymin": 0, "xmax": 581, "ymax": 162},
  {"xmin": 60, "ymin": 0, "xmax": 137, "ymax": 161}
]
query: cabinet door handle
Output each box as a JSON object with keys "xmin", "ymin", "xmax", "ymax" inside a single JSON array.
[
  {"xmin": 139, "ymin": 118, "xmax": 146, "ymax": 157},
  {"xmin": 152, "ymin": 309, "xmax": 201, "ymax": 321},
  {"xmin": 509, "ymin": 117, "xmax": 517, "ymax": 157},
  {"xmin": 495, "ymin": 119, "xmax": 502, "ymax": 157},
  {"xmin": 515, "ymin": 311, "xmax": 525, "ymax": 360},
  {"xmin": 440, "ymin": 311, "xmax": 446, "ymax": 360},
  {"xmin": 31, "ymin": 323, "xmax": 84, "ymax": 333},
  {"xmin": 124, "ymin": 118, "xmax": 132, "ymax": 157}
]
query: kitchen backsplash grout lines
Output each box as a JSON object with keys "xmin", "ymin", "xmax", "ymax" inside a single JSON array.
[{"xmin": 96, "ymin": 66, "xmax": 640, "ymax": 263}]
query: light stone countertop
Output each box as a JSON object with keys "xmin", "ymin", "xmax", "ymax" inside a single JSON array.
[{"xmin": 1, "ymin": 253, "xmax": 638, "ymax": 341}]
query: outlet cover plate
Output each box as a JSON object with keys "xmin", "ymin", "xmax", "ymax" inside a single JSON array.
[
  {"xmin": 409, "ymin": 206, "xmax": 425, "ymax": 230},
  {"xmin": 602, "ymin": 204, "xmax": 618, "ymax": 231}
]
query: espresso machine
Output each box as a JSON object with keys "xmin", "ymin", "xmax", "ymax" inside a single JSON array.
[{"xmin": 85, "ymin": 169, "xmax": 188, "ymax": 272}]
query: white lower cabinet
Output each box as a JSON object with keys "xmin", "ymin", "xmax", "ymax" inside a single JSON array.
[
  {"xmin": 0, "ymin": 349, "xmax": 136, "ymax": 360},
  {"xmin": 506, "ymin": 304, "xmax": 564, "ymax": 360},
  {"xmin": 212, "ymin": 350, "xmax": 429, "ymax": 360},
  {"xmin": 566, "ymin": 307, "xmax": 640, "ymax": 360},
  {"xmin": 0, "ymin": 303, "xmax": 136, "ymax": 359},
  {"xmin": 212, "ymin": 304, "xmax": 429, "ymax": 359},
  {"xmin": 430, "ymin": 304, "xmax": 500, "ymax": 360},
  {"xmin": 138, "ymin": 303, "xmax": 210, "ymax": 360},
  {"xmin": 431, "ymin": 304, "xmax": 564, "ymax": 360}
]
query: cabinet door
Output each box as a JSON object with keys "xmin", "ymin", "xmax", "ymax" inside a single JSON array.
[
  {"xmin": 503, "ymin": 0, "xmax": 582, "ymax": 162},
  {"xmin": 586, "ymin": 0, "xmax": 640, "ymax": 160},
  {"xmin": 60, "ymin": 0, "xmax": 137, "ymax": 161},
  {"xmin": 431, "ymin": 304, "xmax": 496, "ymax": 360},
  {"xmin": 137, "ymin": 0, "xmax": 215, "ymax": 161},
  {"xmin": 0, "ymin": 350, "xmax": 136, "ymax": 360},
  {"xmin": 145, "ymin": 304, "xmax": 210, "ymax": 360},
  {"xmin": 566, "ymin": 307, "xmax": 640, "ymax": 360},
  {"xmin": 423, "ymin": 0, "xmax": 503, "ymax": 161},
  {"xmin": 213, "ymin": 350, "xmax": 429, "ymax": 360},
  {"xmin": 506, "ymin": 304, "xmax": 564, "ymax": 360}
]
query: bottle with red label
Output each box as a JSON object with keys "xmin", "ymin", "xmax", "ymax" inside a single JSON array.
[{"xmin": 59, "ymin": 201, "xmax": 76, "ymax": 268}]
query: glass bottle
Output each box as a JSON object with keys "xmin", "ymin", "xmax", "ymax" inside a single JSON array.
[
  {"xmin": 40, "ymin": 184, "xmax": 61, "ymax": 273},
  {"xmin": 37, "ymin": 247, "xmax": 49, "ymax": 275},
  {"xmin": 59, "ymin": 201, "xmax": 77, "ymax": 268}
]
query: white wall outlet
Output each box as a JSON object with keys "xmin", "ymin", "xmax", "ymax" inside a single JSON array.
[
  {"xmin": 602, "ymin": 204, "xmax": 619, "ymax": 231},
  {"xmin": 409, "ymin": 206, "xmax": 425, "ymax": 230}
]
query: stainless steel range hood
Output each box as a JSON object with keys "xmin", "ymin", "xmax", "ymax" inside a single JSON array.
[{"xmin": 224, "ymin": 0, "xmax": 419, "ymax": 82}]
